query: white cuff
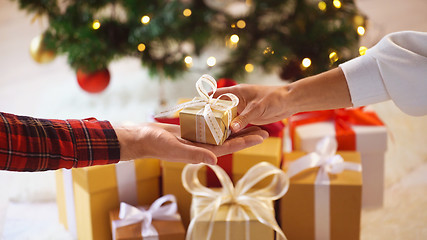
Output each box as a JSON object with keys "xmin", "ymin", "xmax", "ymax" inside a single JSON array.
[{"xmin": 339, "ymin": 54, "xmax": 390, "ymax": 107}]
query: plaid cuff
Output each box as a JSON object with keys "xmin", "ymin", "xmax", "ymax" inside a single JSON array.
[{"xmin": 67, "ymin": 118, "xmax": 120, "ymax": 168}]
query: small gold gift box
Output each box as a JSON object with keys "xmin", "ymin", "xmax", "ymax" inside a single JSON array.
[
  {"xmin": 180, "ymin": 97, "xmax": 237, "ymax": 145},
  {"xmin": 109, "ymin": 195, "xmax": 185, "ymax": 240},
  {"xmin": 155, "ymin": 74, "xmax": 239, "ymax": 145}
]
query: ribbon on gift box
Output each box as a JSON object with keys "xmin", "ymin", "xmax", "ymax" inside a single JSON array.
[
  {"xmin": 111, "ymin": 194, "xmax": 181, "ymax": 240},
  {"xmin": 182, "ymin": 162, "xmax": 289, "ymax": 240},
  {"xmin": 155, "ymin": 74, "xmax": 239, "ymax": 145},
  {"xmin": 286, "ymin": 137, "xmax": 362, "ymax": 240},
  {"xmin": 61, "ymin": 161, "xmax": 140, "ymax": 238},
  {"xmin": 288, "ymin": 108, "xmax": 384, "ymax": 150},
  {"xmin": 154, "ymin": 77, "xmax": 285, "ymax": 137}
]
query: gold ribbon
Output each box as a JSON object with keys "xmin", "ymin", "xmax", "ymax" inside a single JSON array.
[
  {"xmin": 155, "ymin": 74, "xmax": 239, "ymax": 145},
  {"xmin": 182, "ymin": 162, "xmax": 289, "ymax": 240}
]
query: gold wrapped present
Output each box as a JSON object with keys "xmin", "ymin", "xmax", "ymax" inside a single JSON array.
[
  {"xmin": 289, "ymin": 108, "xmax": 387, "ymax": 208},
  {"xmin": 280, "ymin": 137, "xmax": 362, "ymax": 240},
  {"xmin": 180, "ymin": 97, "xmax": 237, "ymax": 145},
  {"xmin": 161, "ymin": 136, "xmax": 283, "ymax": 227},
  {"xmin": 109, "ymin": 195, "xmax": 185, "ymax": 240},
  {"xmin": 56, "ymin": 159, "xmax": 161, "ymax": 240},
  {"xmin": 155, "ymin": 74, "xmax": 239, "ymax": 145},
  {"xmin": 183, "ymin": 162, "xmax": 289, "ymax": 240}
]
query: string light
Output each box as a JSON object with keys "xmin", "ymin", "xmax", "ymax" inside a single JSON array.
[
  {"xmin": 245, "ymin": 63, "xmax": 254, "ymax": 72},
  {"xmin": 333, "ymin": 0, "xmax": 341, "ymax": 8},
  {"xmin": 141, "ymin": 15, "xmax": 150, "ymax": 24},
  {"xmin": 207, "ymin": 56, "xmax": 216, "ymax": 67},
  {"xmin": 230, "ymin": 34, "xmax": 239, "ymax": 43},
  {"xmin": 183, "ymin": 9, "xmax": 192, "ymax": 17},
  {"xmin": 236, "ymin": 20, "xmax": 246, "ymax": 29},
  {"xmin": 263, "ymin": 47, "xmax": 274, "ymax": 55},
  {"xmin": 302, "ymin": 58, "xmax": 312, "ymax": 68},
  {"xmin": 359, "ymin": 46, "xmax": 368, "ymax": 56},
  {"xmin": 329, "ymin": 51, "xmax": 339, "ymax": 63},
  {"xmin": 318, "ymin": 1, "xmax": 327, "ymax": 11},
  {"xmin": 92, "ymin": 20, "xmax": 101, "ymax": 30},
  {"xmin": 137, "ymin": 43, "xmax": 146, "ymax": 52},
  {"xmin": 184, "ymin": 56, "xmax": 192, "ymax": 64},
  {"xmin": 231, "ymin": 24, "xmax": 236, "ymax": 28},
  {"xmin": 184, "ymin": 56, "xmax": 193, "ymax": 67},
  {"xmin": 357, "ymin": 26, "xmax": 365, "ymax": 36}
]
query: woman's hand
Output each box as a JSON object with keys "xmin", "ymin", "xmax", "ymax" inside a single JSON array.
[
  {"xmin": 114, "ymin": 122, "xmax": 268, "ymax": 165},
  {"xmin": 214, "ymin": 68, "xmax": 352, "ymax": 133},
  {"xmin": 214, "ymin": 84, "xmax": 294, "ymax": 132}
]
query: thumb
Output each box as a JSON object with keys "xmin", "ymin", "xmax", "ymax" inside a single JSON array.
[{"xmin": 230, "ymin": 104, "xmax": 261, "ymax": 132}]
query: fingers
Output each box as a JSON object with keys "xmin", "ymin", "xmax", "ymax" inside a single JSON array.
[
  {"xmin": 230, "ymin": 102, "xmax": 264, "ymax": 132},
  {"xmin": 219, "ymin": 127, "xmax": 268, "ymax": 154},
  {"xmin": 212, "ymin": 86, "xmax": 237, "ymax": 98},
  {"xmin": 171, "ymin": 140, "xmax": 218, "ymax": 165},
  {"xmin": 192, "ymin": 127, "xmax": 268, "ymax": 157},
  {"xmin": 230, "ymin": 126, "xmax": 269, "ymax": 139}
]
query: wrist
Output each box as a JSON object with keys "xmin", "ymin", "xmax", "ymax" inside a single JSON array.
[
  {"xmin": 280, "ymin": 84, "xmax": 299, "ymax": 117},
  {"xmin": 113, "ymin": 124, "xmax": 149, "ymax": 161},
  {"xmin": 286, "ymin": 68, "xmax": 352, "ymax": 114}
]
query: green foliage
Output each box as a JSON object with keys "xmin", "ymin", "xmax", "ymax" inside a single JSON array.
[{"xmin": 16, "ymin": 0, "xmax": 365, "ymax": 80}]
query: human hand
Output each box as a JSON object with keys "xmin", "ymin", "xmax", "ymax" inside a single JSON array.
[
  {"xmin": 214, "ymin": 84, "xmax": 293, "ymax": 132},
  {"xmin": 114, "ymin": 122, "xmax": 268, "ymax": 165}
]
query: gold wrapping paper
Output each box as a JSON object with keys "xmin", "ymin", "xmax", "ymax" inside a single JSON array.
[
  {"xmin": 280, "ymin": 151, "xmax": 362, "ymax": 240},
  {"xmin": 56, "ymin": 158, "xmax": 161, "ymax": 240},
  {"xmin": 161, "ymin": 136, "xmax": 282, "ymax": 227},
  {"xmin": 180, "ymin": 97, "xmax": 237, "ymax": 145},
  {"xmin": 190, "ymin": 196, "xmax": 274, "ymax": 240},
  {"xmin": 183, "ymin": 162, "xmax": 288, "ymax": 240},
  {"xmin": 109, "ymin": 207, "xmax": 185, "ymax": 240}
]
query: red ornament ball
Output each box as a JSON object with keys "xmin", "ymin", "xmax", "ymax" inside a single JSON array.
[{"xmin": 76, "ymin": 68, "xmax": 110, "ymax": 93}]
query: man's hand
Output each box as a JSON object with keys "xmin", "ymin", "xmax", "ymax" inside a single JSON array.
[{"xmin": 114, "ymin": 122, "xmax": 268, "ymax": 164}]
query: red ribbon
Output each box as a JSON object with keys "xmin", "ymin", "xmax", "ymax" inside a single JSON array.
[{"xmin": 289, "ymin": 108, "xmax": 384, "ymax": 151}]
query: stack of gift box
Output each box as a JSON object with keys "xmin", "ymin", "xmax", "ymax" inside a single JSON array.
[{"xmin": 55, "ymin": 76, "xmax": 387, "ymax": 240}]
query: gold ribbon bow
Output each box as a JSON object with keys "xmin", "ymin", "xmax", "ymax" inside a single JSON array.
[
  {"xmin": 182, "ymin": 162, "xmax": 289, "ymax": 240},
  {"xmin": 155, "ymin": 74, "xmax": 239, "ymax": 145}
]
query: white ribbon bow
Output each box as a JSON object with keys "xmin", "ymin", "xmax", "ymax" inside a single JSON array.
[
  {"xmin": 286, "ymin": 137, "xmax": 362, "ymax": 240},
  {"xmin": 111, "ymin": 194, "xmax": 181, "ymax": 240},
  {"xmin": 155, "ymin": 74, "xmax": 239, "ymax": 145},
  {"xmin": 287, "ymin": 137, "xmax": 362, "ymax": 183},
  {"xmin": 182, "ymin": 162, "xmax": 289, "ymax": 240}
]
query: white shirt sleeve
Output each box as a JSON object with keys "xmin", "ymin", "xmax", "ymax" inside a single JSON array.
[{"xmin": 339, "ymin": 31, "xmax": 427, "ymax": 116}]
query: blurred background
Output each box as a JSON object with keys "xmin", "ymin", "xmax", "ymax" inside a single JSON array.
[{"xmin": 0, "ymin": 0, "xmax": 427, "ymax": 239}]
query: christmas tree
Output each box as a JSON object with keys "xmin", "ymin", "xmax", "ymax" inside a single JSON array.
[{"xmin": 18, "ymin": 0, "xmax": 366, "ymax": 85}]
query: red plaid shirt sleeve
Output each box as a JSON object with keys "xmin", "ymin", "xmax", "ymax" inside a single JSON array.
[{"xmin": 0, "ymin": 112, "xmax": 120, "ymax": 171}]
